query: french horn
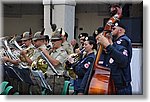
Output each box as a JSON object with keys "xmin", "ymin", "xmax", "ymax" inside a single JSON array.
[{"xmin": 31, "ymin": 56, "xmax": 48, "ymax": 73}]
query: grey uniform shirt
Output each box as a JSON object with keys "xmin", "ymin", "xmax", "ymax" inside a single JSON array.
[
  {"xmin": 46, "ymin": 47, "xmax": 68, "ymax": 75},
  {"xmin": 30, "ymin": 44, "xmax": 47, "ymax": 62},
  {"xmin": 62, "ymin": 41, "xmax": 73, "ymax": 55},
  {"xmin": 20, "ymin": 44, "xmax": 35, "ymax": 66}
]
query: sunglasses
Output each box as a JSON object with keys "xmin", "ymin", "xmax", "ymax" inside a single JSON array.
[
  {"xmin": 51, "ymin": 39, "xmax": 62, "ymax": 42},
  {"xmin": 33, "ymin": 40, "xmax": 38, "ymax": 42}
]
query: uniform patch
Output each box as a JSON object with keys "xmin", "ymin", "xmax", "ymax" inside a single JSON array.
[
  {"xmin": 117, "ymin": 40, "xmax": 121, "ymax": 44},
  {"xmin": 123, "ymin": 49, "xmax": 128, "ymax": 56},
  {"xmin": 117, "ymin": 39, "xmax": 123, "ymax": 44},
  {"xmin": 84, "ymin": 62, "xmax": 90, "ymax": 69},
  {"xmin": 109, "ymin": 58, "xmax": 114, "ymax": 64}
]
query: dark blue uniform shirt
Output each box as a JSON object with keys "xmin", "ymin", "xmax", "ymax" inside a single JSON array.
[
  {"xmin": 104, "ymin": 34, "xmax": 132, "ymax": 87},
  {"xmin": 72, "ymin": 52, "xmax": 96, "ymax": 93}
]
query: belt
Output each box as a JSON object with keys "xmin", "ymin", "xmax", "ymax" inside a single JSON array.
[{"xmin": 48, "ymin": 74, "xmax": 64, "ymax": 79}]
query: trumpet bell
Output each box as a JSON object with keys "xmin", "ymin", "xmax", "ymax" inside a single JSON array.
[{"xmin": 67, "ymin": 53, "xmax": 79, "ymax": 64}]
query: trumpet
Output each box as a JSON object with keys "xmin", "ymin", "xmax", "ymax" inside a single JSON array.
[
  {"xmin": 66, "ymin": 48, "xmax": 85, "ymax": 65},
  {"xmin": 64, "ymin": 48, "xmax": 85, "ymax": 79}
]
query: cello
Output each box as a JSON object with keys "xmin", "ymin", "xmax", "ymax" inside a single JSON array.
[{"xmin": 87, "ymin": 4, "xmax": 122, "ymax": 95}]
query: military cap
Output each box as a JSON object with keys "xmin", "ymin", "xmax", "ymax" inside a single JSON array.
[
  {"xmin": 86, "ymin": 36, "xmax": 96, "ymax": 42},
  {"xmin": 113, "ymin": 21, "xmax": 126, "ymax": 29},
  {"xmin": 78, "ymin": 33, "xmax": 88, "ymax": 41},
  {"xmin": 85, "ymin": 36, "xmax": 97, "ymax": 49},
  {"xmin": 51, "ymin": 28, "xmax": 64, "ymax": 41},
  {"xmin": 32, "ymin": 28, "xmax": 45, "ymax": 41},
  {"xmin": 21, "ymin": 28, "xmax": 32, "ymax": 41},
  {"xmin": 94, "ymin": 27, "xmax": 104, "ymax": 35},
  {"xmin": 21, "ymin": 32, "xmax": 32, "ymax": 41}
]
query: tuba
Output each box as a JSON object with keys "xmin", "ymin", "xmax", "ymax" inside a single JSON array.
[
  {"xmin": 9, "ymin": 35, "xmax": 23, "ymax": 51},
  {"xmin": 2, "ymin": 38, "xmax": 28, "ymax": 68},
  {"xmin": 8, "ymin": 35, "xmax": 34, "ymax": 68},
  {"xmin": 9, "ymin": 35, "xmax": 34, "ymax": 64}
]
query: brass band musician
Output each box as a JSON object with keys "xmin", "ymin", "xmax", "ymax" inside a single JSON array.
[{"xmin": 40, "ymin": 29, "xmax": 68, "ymax": 95}]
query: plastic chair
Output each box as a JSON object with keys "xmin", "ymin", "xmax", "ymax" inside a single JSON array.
[
  {"xmin": 2, "ymin": 86, "xmax": 13, "ymax": 95},
  {"xmin": 0, "ymin": 81, "xmax": 9, "ymax": 94},
  {"xmin": 0, "ymin": 81, "xmax": 19, "ymax": 95},
  {"xmin": 62, "ymin": 81, "xmax": 70, "ymax": 95}
]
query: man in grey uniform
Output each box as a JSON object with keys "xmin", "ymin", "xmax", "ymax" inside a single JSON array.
[
  {"xmin": 41, "ymin": 29, "xmax": 68, "ymax": 95},
  {"xmin": 21, "ymin": 29, "xmax": 48, "ymax": 94},
  {"xmin": 61, "ymin": 31, "xmax": 73, "ymax": 55}
]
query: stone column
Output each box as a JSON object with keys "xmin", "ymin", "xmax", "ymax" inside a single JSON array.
[{"xmin": 43, "ymin": 0, "xmax": 76, "ymax": 42}]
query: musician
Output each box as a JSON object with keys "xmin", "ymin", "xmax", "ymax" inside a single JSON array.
[
  {"xmin": 78, "ymin": 33, "xmax": 88, "ymax": 50},
  {"xmin": 96, "ymin": 22, "xmax": 132, "ymax": 95},
  {"xmin": 72, "ymin": 36, "xmax": 96, "ymax": 95},
  {"xmin": 20, "ymin": 30, "xmax": 48, "ymax": 95},
  {"xmin": 40, "ymin": 29, "xmax": 68, "ymax": 95},
  {"xmin": 70, "ymin": 39, "xmax": 79, "ymax": 53},
  {"xmin": 61, "ymin": 31, "xmax": 73, "ymax": 55},
  {"xmin": 21, "ymin": 31, "xmax": 34, "ymax": 49},
  {"xmin": 93, "ymin": 27, "xmax": 104, "ymax": 40},
  {"xmin": 1, "ymin": 35, "xmax": 23, "ymax": 66},
  {"xmin": 75, "ymin": 33, "xmax": 89, "ymax": 60},
  {"xmin": 20, "ymin": 31, "xmax": 35, "ymax": 65},
  {"xmin": 21, "ymin": 30, "xmax": 48, "ymax": 72}
]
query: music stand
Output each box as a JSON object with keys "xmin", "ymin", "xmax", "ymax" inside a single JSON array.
[
  {"xmin": 31, "ymin": 70, "xmax": 52, "ymax": 94},
  {"xmin": 15, "ymin": 68, "xmax": 34, "ymax": 85},
  {"xmin": 3, "ymin": 65, "xmax": 23, "ymax": 82}
]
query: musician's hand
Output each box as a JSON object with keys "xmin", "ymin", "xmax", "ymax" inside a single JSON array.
[
  {"xmin": 106, "ymin": 33, "xmax": 113, "ymax": 45},
  {"xmin": 75, "ymin": 48, "xmax": 80, "ymax": 54},
  {"xmin": 67, "ymin": 54, "xmax": 75, "ymax": 64},
  {"xmin": 116, "ymin": 6, "xmax": 122, "ymax": 16},
  {"xmin": 39, "ymin": 48, "xmax": 49, "ymax": 56},
  {"xmin": 20, "ymin": 50, "xmax": 27, "ymax": 56},
  {"xmin": 2, "ymin": 56, "xmax": 9, "ymax": 62},
  {"xmin": 96, "ymin": 34, "xmax": 110, "ymax": 48}
]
